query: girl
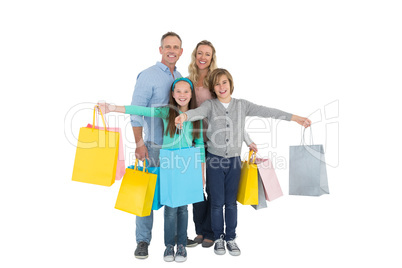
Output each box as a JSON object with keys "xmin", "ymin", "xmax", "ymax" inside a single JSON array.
[
  {"xmin": 98, "ymin": 77, "xmax": 204, "ymax": 263},
  {"xmin": 188, "ymin": 40, "xmax": 257, "ymax": 248},
  {"xmin": 175, "ymin": 68, "xmax": 311, "ymax": 256}
]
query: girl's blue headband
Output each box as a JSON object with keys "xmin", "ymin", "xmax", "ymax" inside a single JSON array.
[{"xmin": 171, "ymin": 77, "xmax": 194, "ymax": 91}]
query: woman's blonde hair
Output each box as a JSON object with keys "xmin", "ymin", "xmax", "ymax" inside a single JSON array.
[{"xmin": 188, "ymin": 40, "xmax": 217, "ymax": 89}]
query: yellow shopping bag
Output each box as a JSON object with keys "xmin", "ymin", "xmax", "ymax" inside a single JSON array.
[
  {"xmin": 115, "ymin": 159, "xmax": 158, "ymax": 217},
  {"xmin": 237, "ymin": 150, "xmax": 259, "ymax": 205},
  {"xmin": 71, "ymin": 105, "xmax": 119, "ymax": 186}
]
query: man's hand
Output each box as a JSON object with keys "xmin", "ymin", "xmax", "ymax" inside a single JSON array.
[{"xmin": 135, "ymin": 145, "xmax": 149, "ymax": 162}]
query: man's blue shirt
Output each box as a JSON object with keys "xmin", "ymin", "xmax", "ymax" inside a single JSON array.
[{"xmin": 130, "ymin": 61, "xmax": 182, "ymax": 145}]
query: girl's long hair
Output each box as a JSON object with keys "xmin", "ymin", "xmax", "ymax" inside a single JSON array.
[
  {"xmin": 166, "ymin": 85, "xmax": 201, "ymax": 140},
  {"xmin": 188, "ymin": 40, "xmax": 217, "ymax": 89}
]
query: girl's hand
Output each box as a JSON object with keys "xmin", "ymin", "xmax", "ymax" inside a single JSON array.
[
  {"xmin": 249, "ymin": 143, "xmax": 258, "ymax": 153},
  {"xmin": 291, "ymin": 115, "xmax": 312, "ymax": 128},
  {"xmin": 97, "ymin": 102, "xmax": 111, "ymax": 114},
  {"xmin": 175, "ymin": 113, "xmax": 187, "ymax": 129}
]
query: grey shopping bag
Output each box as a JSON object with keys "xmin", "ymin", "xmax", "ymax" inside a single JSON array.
[
  {"xmin": 289, "ymin": 127, "xmax": 329, "ymax": 196},
  {"xmin": 252, "ymin": 172, "xmax": 268, "ymax": 210}
]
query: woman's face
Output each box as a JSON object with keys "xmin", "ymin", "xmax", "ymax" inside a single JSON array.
[
  {"xmin": 195, "ymin": 45, "xmax": 213, "ymax": 71},
  {"xmin": 172, "ymin": 81, "xmax": 192, "ymax": 107}
]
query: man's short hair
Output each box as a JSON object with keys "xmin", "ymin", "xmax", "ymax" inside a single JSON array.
[{"xmin": 160, "ymin": 32, "xmax": 182, "ymax": 47}]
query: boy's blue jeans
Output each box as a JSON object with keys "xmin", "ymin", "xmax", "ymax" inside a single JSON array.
[
  {"xmin": 206, "ymin": 152, "xmax": 241, "ymax": 241},
  {"xmin": 164, "ymin": 205, "xmax": 188, "ymax": 246},
  {"xmin": 135, "ymin": 142, "xmax": 160, "ymax": 244}
]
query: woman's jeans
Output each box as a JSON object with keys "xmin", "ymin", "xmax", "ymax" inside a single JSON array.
[
  {"xmin": 164, "ymin": 205, "xmax": 188, "ymax": 246},
  {"xmin": 206, "ymin": 152, "xmax": 241, "ymax": 241},
  {"xmin": 135, "ymin": 142, "xmax": 160, "ymax": 244}
]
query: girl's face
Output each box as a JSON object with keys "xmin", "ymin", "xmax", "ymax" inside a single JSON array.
[
  {"xmin": 172, "ymin": 81, "xmax": 192, "ymax": 108},
  {"xmin": 195, "ymin": 45, "xmax": 213, "ymax": 71},
  {"xmin": 213, "ymin": 75, "xmax": 231, "ymax": 102}
]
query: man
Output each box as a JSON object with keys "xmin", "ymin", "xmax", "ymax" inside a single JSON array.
[{"xmin": 130, "ymin": 32, "xmax": 185, "ymax": 259}]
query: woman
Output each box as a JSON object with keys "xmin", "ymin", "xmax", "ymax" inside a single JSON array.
[{"xmin": 188, "ymin": 40, "xmax": 257, "ymax": 248}]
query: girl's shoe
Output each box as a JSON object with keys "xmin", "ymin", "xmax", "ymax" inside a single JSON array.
[
  {"xmin": 214, "ymin": 238, "xmax": 226, "ymax": 255},
  {"xmin": 226, "ymin": 239, "xmax": 241, "ymax": 256},
  {"xmin": 163, "ymin": 245, "xmax": 175, "ymax": 262},
  {"xmin": 175, "ymin": 244, "xmax": 187, "ymax": 262}
]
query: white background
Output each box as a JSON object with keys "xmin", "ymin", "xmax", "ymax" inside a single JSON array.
[{"xmin": 1, "ymin": 0, "xmax": 401, "ymax": 267}]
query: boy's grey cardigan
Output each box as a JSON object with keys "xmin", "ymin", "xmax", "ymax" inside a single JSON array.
[{"xmin": 185, "ymin": 98, "xmax": 293, "ymax": 158}]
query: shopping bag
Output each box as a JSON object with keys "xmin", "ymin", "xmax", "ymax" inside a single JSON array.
[
  {"xmin": 87, "ymin": 124, "xmax": 125, "ymax": 180},
  {"xmin": 159, "ymin": 146, "xmax": 204, "ymax": 208},
  {"xmin": 72, "ymin": 105, "xmax": 119, "ymax": 186},
  {"xmin": 251, "ymin": 173, "xmax": 268, "ymax": 210},
  {"xmin": 128, "ymin": 162, "xmax": 162, "ymax": 210},
  {"xmin": 237, "ymin": 150, "xmax": 259, "ymax": 205},
  {"xmin": 115, "ymin": 159, "xmax": 158, "ymax": 216},
  {"xmin": 255, "ymin": 158, "xmax": 283, "ymax": 201},
  {"xmin": 289, "ymin": 127, "xmax": 329, "ymax": 196}
]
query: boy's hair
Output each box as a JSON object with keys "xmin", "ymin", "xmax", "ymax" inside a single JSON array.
[
  {"xmin": 208, "ymin": 68, "xmax": 234, "ymax": 98},
  {"xmin": 160, "ymin": 32, "xmax": 182, "ymax": 47},
  {"xmin": 166, "ymin": 81, "xmax": 201, "ymax": 139},
  {"xmin": 188, "ymin": 40, "xmax": 218, "ymax": 89}
]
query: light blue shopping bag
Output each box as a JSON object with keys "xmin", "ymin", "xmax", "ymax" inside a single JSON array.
[{"xmin": 159, "ymin": 145, "xmax": 204, "ymax": 208}]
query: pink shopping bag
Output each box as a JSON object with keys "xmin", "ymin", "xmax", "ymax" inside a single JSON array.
[
  {"xmin": 255, "ymin": 158, "xmax": 283, "ymax": 201},
  {"xmin": 86, "ymin": 124, "xmax": 125, "ymax": 180}
]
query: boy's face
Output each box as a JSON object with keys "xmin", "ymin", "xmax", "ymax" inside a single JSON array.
[
  {"xmin": 160, "ymin": 36, "xmax": 183, "ymax": 67},
  {"xmin": 213, "ymin": 75, "xmax": 231, "ymax": 102}
]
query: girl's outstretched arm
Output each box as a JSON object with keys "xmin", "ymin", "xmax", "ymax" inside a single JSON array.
[{"xmin": 97, "ymin": 102, "xmax": 125, "ymax": 114}]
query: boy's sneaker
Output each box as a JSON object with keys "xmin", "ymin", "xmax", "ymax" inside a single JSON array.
[
  {"xmin": 134, "ymin": 241, "xmax": 149, "ymax": 259},
  {"xmin": 227, "ymin": 239, "xmax": 241, "ymax": 256},
  {"xmin": 175, "ymin": 244, "xmax": 187, "ymax": 262},
  {"xmin": 214, "ymin": 237, "xmax": 226, "ymax": 255},
  {"xmin": 163, "ymin": 244, "xmax": 175, "ymax": 262}
]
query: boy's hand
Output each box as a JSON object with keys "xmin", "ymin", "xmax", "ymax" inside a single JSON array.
[
  {"xmin": 291, "ymin": 115, "xmax": 312, "ymax": 128},
  {"xmin": 175, "ymin": 113, "xmax": 187, "ymax": 129},
  {"xmin": 248, "ymin": 143, "xmax": 258, "ymax": 153}
]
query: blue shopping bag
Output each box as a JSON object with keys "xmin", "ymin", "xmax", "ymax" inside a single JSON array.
[
  {"xmin": 128, "ymin": 163, "xmax": 162, "ymax": 210},
  {"xmin": 159, "ymin": 146, "xmax": 204, "ymax": 208}
]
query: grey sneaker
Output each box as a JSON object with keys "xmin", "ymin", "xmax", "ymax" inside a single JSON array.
[
  {"xmin": 214, "ymin": 237, "xmax": 226, "ymax": 255},
  {"xmin": 227, "ymin": 239, "xmax": 241, "ymax": 256},
  {"xmin": 175, "ymin": 244, "xmax": 187, "ymax": 262},
  {"xmin": 134, "ymin": 241, "xmax": 149, "ymax": 259},
  {"xmin": 163, "ymin": 244, "xmax": 175, "ymax": 262}
]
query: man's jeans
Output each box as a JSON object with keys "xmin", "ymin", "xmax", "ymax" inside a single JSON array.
[{"xmin": 135, "ymin": 142, "xmax": 160, "ymax": 244}]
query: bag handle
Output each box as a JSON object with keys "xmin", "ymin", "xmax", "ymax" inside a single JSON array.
[
  {"xmin": 173, "ymin": 123, "xmax": 192, "ymax": 149},
  {"xmin": 302, "ymin": 126, "xmax": 314, "ymax": 145},
  {"xmin": 92, "ymin": 105, "xmax": 108, "ymax": 130},
  {"xmin": 133, "ymin": 158, "xmax": 148, "ymax": 173},
  {"xmin": 248, "ymin": 150, "xmax": 256, "ymax": 164}
]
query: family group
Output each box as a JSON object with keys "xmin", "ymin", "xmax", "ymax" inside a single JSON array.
[{"xmin": 98, "ymin": 32, "xmax": 311, "ymax": 262}]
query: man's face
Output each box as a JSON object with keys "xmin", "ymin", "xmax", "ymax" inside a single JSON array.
[{"xmin": 159, "ymin": 36, "xmax": 183, "ymax": 67}]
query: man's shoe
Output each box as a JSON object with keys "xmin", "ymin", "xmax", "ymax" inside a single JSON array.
[
  {"xmin": 226, "ymin": 239, "xmax": 241, "ymax": 256},
  {"xmin": 134, "ymin": 241, "xmax": 149, "ymax": 259},
  {"xmin": 186, "ymin": 237, "xmax": 197, "ymax": 247},
  {"xmin": 163, "ymin": 244, "xmax": 175, "ymax": 262},
  {"xmin": 214, "ymin": 237, "xmax": 226, "ymax": 255}
]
